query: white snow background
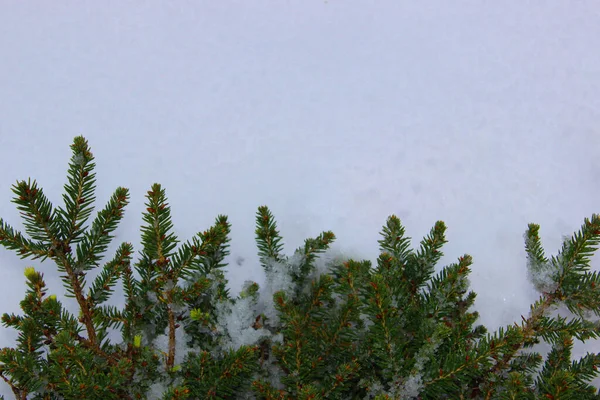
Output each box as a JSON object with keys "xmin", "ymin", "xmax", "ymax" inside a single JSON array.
[{"xmin": 1, "ymin": 1, "xmax": 599, "ymax": 397}]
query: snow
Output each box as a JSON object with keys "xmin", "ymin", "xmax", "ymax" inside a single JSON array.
[
  {"xmin": 1, "ymin": 2, "xmax": 600, "ymax": 397},
  {"xmin": 214, "ymin": 294, "xmax": 270, "ymax": 351},
  {"xmin": 526, "ymin": 258, "xmax": 561, "ymax": 294},
  {"xmin": 146, "ymin": 323, "xmax": 194, "ymax": 400},
  {"xmin": 258, "ymin": 257, "xmax": 297, "ymax": 327},
  {"xmin": 72, "ymin": 153, "xmax": 85, "ymax": 167},
  {"xmin": 395, "ymin": 323, "xmax": 445, "ymax": 399},
  {"xmin": 524, "ymin": 232, "xmax": 562, "ymax": 294},
  {"xmin": 146, "ymin": 290, "xmax": 159, "ymax": 304},
  {"xmin": 164, "ymin": 279, "xmax": 175, "ymax": 291}
]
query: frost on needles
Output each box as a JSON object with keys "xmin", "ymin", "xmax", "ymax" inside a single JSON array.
[{"xmin": 0, "ymin": 136, "xmax": 599, "ymax": 400}]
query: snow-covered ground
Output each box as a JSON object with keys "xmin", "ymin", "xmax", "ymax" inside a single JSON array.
[{"xmin": 0, "ymin": 2, "xmax": 598, "ymax": 397}]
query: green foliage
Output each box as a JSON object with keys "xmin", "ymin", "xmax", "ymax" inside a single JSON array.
[
  {"xmin": 0, "ymin": 136, "xmax": 599, "ymax": 399},
  {"xmin": 256, "ymin": 206, "xmax": 285, "ymax": 267}
]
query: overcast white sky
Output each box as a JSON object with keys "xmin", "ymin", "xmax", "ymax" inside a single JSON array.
[{"xmin": 1, "ymin": 1, "xmax": 599, "ymax": 397}]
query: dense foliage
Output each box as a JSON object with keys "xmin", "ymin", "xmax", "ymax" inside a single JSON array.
[{"xmin": 0, "ymin": 137, "xmax": 599, "ymax": 399}]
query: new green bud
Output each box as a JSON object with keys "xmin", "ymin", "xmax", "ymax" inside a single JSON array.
[
  {"xmin": 190, "ymin": 308, "xmax": 202, "ymax": 321},
  {"xmin": 240, "ymin": 281, "xmax": 259, "ymax": 299},
  {"xmin": 24, "ymin": 266, "xmax": 36, "ymax": 280},
  {"xmin": 190, "ymin": 308, "xmax": 209, "ymax": 321}
]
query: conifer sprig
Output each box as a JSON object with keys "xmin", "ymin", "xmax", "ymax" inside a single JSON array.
[
  {"xmin": 0, "ymin": 136, "xmax": 599, "ymax": 399},
  {"xmin": 293, "ymin": 230, "xmax": 336, "ymax": 283},
  {"xmin": 74, "ymin": 187, "xmax": 129, "ymax": 274},
  {"xmin": 525, "ymin": 222, "xmax": 549, "ymax": 266},
  {"xmin": 133, "ymin": 184, "xmax": 238, "ymax": 373},
  {"xmin": 140, "ymin": 183, "xmax": 179, "ymax": 270},
  {"xmin": 526, "ymin": 215, "xmax": 600, "ymax": 318},
  {"xmin": 57, "ymin": 136, "xmax": 97, "ymax": 244},
  {"xmin": 10, "ymin": 179, "xmax": 60, "ymax": 245},
  {"xmin": 406, "ymin": 220, "xmax": 447, "ymax": 294},
  {"xmin": 88, "ymin": 242, "xmax": 133, "ymax": 307},
  {"xmin": 377, "ymin": 215, "xmax": 412, "ymax": 266},
  {"xmin": 256, "ymin": 205, "xmax": 285, "ymax": 268},
  {"xmin": 0, "ymin": 221, "xmax": 46, "ymax": 260}
]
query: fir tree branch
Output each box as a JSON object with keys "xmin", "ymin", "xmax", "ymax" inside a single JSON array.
[
  {"xmin": 73, "ymin": 187, "xmax": 129, "ymax": 274},
  {"xmin": 0, "ymin": 220, "xmax": 47, "ymax": 260},
  {"xmin": 362, "ymin": 273, "xmax": 402, "ymax": 378},
  {"xmin": 88, "ymin": 242, "xmax": 133, "ymax": 306},
  {"xmin": 170, "ymin": 239, "xmax": 202, "ymax": 282},
  {"xmin": 56, "ymin": 136, "xmax": 97, "ymax": 245},
  {"xmin": 525, "ymin": 223, "xmax": 549, "ymax": 265},
  {"xmin": 1, "ymin": 136, "xmax": 600, "ymax": 399},
  {"xmin": 196, "ymin": 222, "xmax": 233, "ymax": 301},
  {"xmin": 119, "ymin": 262, "xmax": 140, "ymax": 344},
  {"xmin": 558, "ymin": 215, "xmax": 600, "ymax": 276},
  {"xmin": 377, "ymin": 215, "xmax": 412, "ymax": 265},
  {"xmin": 294, "ymin": 231, "xmax": 335, "ymax": 284},
  {"xmin": 140, "ymin": 183, "xmax": 179, "ymax": 272},
  {"xmin": 404, "ymin": 220, "xmax": 447, "ymax": 296},
  {"xmin": 256, "ymin": 206, "xmax": 285, "ymax": 269},
  {"xmin": 137, "ymin": 184, "xmax": 181, "ymax": 371},
  {"xmin": 10, "ymin": 179, "xmax": 60, "ymax": 245},
  {"xmin": 196, "ymin": 215, "xmax": 231, "ymax": 276}
]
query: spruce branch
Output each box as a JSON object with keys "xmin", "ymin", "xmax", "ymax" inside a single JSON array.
[
  {"xmin": 405, "ymin": 220, "xmax": 447, "ymax": 296},
  {"xmin": 293, "ymin": 230, "xmax": 335, "ymax": 284},
  {"xmin": 361, "ymin": 272, "xmax": 403, "ymax": 377},
  {"xmin": 73, "ymin": 187, "xmax": 129, "ymax": 274},
  {"xmin": 181, "ymin": 345, "xmax": 260, "ymax": 398},
  {"xmin": 10, "ymin": 179, "xmax": 60, "ymax": 245},
  {"xmin": 56, "ymin": 135, "xmax": 97, "ymax": 245},
  {"xmin": 134, "ymin": 185, "xmax": 235, "ymax": 372},
  {"xmin": 196, "ymin": 215, "xmax": 231, "ymax": 276},
  {"xmin": 558, "ymin": 215, "xmax": 600, "ymax": 276},
  {"xmin": 88, "ymin": 242, "xmax": 133, "ymax": 307},
  {"xmin": 140, "ymin": 183, "xmax": 179, "ymax": 271},
  {"xmin": 1, "ymin": 136, "xmax": 599, "ymax": 399},
  {"xmin": 0, "ymin": 268, "xmax": 55, "ymax": 399},
  {"xmin": 0, "ymin": 220, "xmax": 47, "ymax": 260},
  {"xmin": 525, "ymin": 223, "xmax": 549, "ymax": 266},
  {"xmin": 256, "ymin": 205, "xmax": 285, "ymax": 269},
  {"xmin": 136, "ymin": 183, "xmax": 183, "ymax": 371},
  {"xmin": 377, "ymin": 215, "xmax": 412, "ymax": 264},
  {"xmin": 119, "ymin": 262, "xmax": 140, "ymax": 344},
  {"xmin": 526, "ymin": 215, "xmax": 600, "ymax": 319},
  {"xmin": 194, "ymin": 216, "xmax": 233, "ymax": 301}
]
